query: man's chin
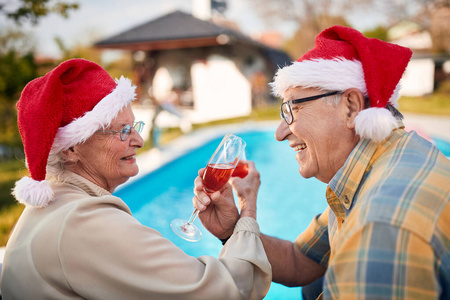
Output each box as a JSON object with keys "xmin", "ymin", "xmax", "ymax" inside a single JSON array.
[{"xmin": 298, "ymin": 167, "xmax": 313, "ymax": 179}]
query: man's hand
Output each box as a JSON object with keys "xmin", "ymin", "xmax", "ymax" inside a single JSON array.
[
  {"xmin": 193, "ymin": 168, "xmax": 239, "ymax": 239},
  {"xmin": 229, "ymin": 161, "xmax": 260, "ymax": 219}
]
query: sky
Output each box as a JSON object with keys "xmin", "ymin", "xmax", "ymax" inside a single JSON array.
[{"xmin": 1, "ymin": 0, "xmax": 388, "ymax": 59}]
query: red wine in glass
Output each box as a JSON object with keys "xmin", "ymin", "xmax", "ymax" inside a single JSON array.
[
  {"xmin": 203, "ymin": 163, "xmax": 235, "ymax": 194},
  {"xmin": 231, "ymin": 161, "xmax": 249, "ymax": 178},
  {"xmin": 170, "ymin": 133, "xmax": 246, "ymax": 242}
]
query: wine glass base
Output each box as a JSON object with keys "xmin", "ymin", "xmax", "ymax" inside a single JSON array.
[{"xmin": 170, "ymin": 219, "xmax": 202, "ymax": 242}]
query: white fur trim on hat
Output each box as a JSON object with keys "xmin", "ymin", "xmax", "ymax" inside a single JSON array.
[
  {"xmin": 12, "ymin": 177, "xmax": 54, "ymax": 208},
  {"xmin": 270, "ymin": 57, "xmax": 401, "ymax": 107},
  {"xmin": 355, "ymin": 107, "xmax": 399, "ymax": 142},
  {"xmin": 389, "ymin": 84, "xmax": 401, "ymax": 108},
  {"xmin": 271, "ymin": 57, "xmax": 402, "ymax": 142},
  {"xmin": 50, "ymin": 76, "xmax": 136, "ymax": 154},
  {"xmin": 270, "ymin": 58, "xmax": 367, "ymax": 97},
  {"xmin": 15, "ymin": 76, "xmax": 135, "ymax": 208}
]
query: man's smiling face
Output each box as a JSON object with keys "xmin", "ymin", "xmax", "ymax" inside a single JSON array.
[{"xmin": 275, "ymin": 86, "xmax": 360, "ymax": 183}]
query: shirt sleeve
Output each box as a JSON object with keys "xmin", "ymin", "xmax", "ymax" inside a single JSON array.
[
  {"xmin": 59, "ymin": 197, "xmax": 271, "ymax": 300},
  {"xmin": 294, "ymin": 207, "xmax": 330, "ymax": 268},
  {"xmin": 323, "ymin": 221, "xmax": 439, "ymax": 299}
]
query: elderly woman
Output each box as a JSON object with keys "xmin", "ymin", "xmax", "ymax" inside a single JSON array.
[{"xmin": 0, "ymin": 59, "xmax": 271, "ymax": 300}]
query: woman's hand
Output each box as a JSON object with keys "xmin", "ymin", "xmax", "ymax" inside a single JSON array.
[{"xmin": 193, "ymin": 168, "xmax": 239, "ymax": 239}]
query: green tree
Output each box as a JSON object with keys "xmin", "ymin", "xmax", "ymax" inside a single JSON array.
[
  {"xmin": 0, "ymin": 29, "xmax": 37, "ymax": 151},
  {"xmin": 0, "ymin": 0, "xmax": 79, "ymax": 25},
  {"xmin": 284, "ymin": 15, "xmax": 349, "ymax": 59},
  {"xmin": 0, "ymin": 0, "xmax": 80, "ymax": 246},
  {"xmin": 0, "ymin": 0, "xmax": 80, "ymax": 152},
  {"xmin": 246, "ymin": 0, "xmax": 369, "ymax": 57},
  {"xmin": 363, "ymin": 26, "xmax": 388, "ymax": 41}
]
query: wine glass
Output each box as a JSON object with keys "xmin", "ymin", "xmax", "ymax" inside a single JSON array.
[
  {"xmin": 231, "ymin": 150, "xmax": 249, "ymax": 178},
  {"xmin": 170, "ymin": 133, "xmax": 246, "ymax": 242}
]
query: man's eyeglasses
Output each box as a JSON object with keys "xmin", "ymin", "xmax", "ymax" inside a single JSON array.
[
  {"xmin": 280, "ymin": 91, "xmax": 339, "ymax": 125},
  {"xmin": 97, "ymin": 121, "xmax": 145, "ymax": 141}
]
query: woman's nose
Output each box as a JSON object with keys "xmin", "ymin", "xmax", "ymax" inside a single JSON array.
[{"xmin": 130, "ymin": 129, "xmax": 144, "ymax": 148}]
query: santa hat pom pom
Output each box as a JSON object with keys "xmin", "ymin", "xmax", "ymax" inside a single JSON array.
[
  {"xmin": 12, "ymin": 177, "xmax": 54, "ymax": 208},
  {"xmin": 354, "ymin": 108, "xmax": 399, "ymax": 142}
]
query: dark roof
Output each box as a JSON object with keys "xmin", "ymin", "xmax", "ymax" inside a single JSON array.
[
  {"xmin": 95, "ymin": 10, "xmax": 292, "ymax": 69},
  {"xmin": 96, "ymin": 10, "xmax": 256, "ymax": 47},
  {"xmin": 263, "ymin": 48, "xmax": 293, "ymax": 69}
]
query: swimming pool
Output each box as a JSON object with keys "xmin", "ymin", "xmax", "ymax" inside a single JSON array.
[
  {"xmin": 114, "ymin": 124, "xmax": 450, "ymax": 299},
  {"xmin": 115, "ymin": 124, "xmax": 328, "ymax": 299}
]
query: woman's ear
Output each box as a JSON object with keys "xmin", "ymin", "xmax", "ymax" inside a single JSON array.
[
  {"xmin": 342, "ymin": 88, "xmax": 365, "ymax": 129},
  {"xmin": 61, "ymin": 146, "xmax": 78, "ymax": 164}
]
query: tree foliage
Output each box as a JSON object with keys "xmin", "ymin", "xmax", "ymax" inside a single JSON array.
[
  {"xmin": 284, "ymin": 15, "xmax": 349, "ymax": 59},
  {"xmin": 0, "ymin": 0, "xmax": 79, "ymax": 25},
  {"xmin": 370, "ymin": 0, "xmax": 449, "ymax": 27},
  {"xmin": 246, "ymin": 0, "xmax": 370, "ymax": 57},
  {"xmin": 0, "ymin": 29, "xmax": 38, "ymax": 149},
  {"xmin": 247, "ymin": 0, "xmax": 450, "ymax": 55},
  {"xmin": 361, "ymin": 0, "xmax": 450, "ymax": 53},
  {"xmin": 0, "ymin": 0, "xmax": 79, "ymax": 151},
  {"xmin": 362, "ymin": 26, "xmax": 388, "ymax": 41}
]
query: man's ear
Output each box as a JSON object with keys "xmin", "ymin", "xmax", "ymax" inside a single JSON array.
[{"xmin": 342, "ymin": 88, "xmax": 365, "ymax": 129}]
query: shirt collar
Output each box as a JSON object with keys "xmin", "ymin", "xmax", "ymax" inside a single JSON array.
[
  {"xmin": 327, "ymin": 122, "xmax": 405, "ymax": 212},
  {"xmin": 52, "ymin": 170, "xmax": 112, "ymax": 198}
]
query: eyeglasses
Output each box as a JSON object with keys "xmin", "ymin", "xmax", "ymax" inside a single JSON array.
[
  {"xmin": 280, "ymin": 91, "xmax": 339, "ymax": 125},
  {"xmin": 97, "ymin": 121, "xmax": 145, "ymax": 141}
]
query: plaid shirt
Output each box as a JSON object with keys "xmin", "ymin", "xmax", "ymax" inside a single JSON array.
[{"xmin": 295, "ymin": 127, "xmax": 450, "ymax": 299}]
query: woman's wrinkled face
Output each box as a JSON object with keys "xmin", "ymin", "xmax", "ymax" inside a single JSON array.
[
  {"xmin": 275, "ymin": 87, "xmax": 358, "ymax": 183},
  {"xmin": 68, "ymin": 105, "xmax": 144, "ymax": 192}
]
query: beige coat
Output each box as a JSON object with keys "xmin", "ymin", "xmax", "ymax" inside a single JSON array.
[{"xmin": 0, "ymin": 171, "xmax": 271, "ymax": 299}]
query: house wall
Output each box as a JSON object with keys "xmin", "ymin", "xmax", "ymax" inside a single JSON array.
[
  {"xmin": 132, "ymin": 52, "xmax": 253, "ymax": 141},
  {"xmin": 135, "ymin": 47, "xmax": 272, "ymax": 132},
  {"xmin": 400, "ymin": 58, "xmax": 435, "ymax": 96},
  {"xmin": 189, "ymin": 54, "xmax": 252, "ymax": 123}
]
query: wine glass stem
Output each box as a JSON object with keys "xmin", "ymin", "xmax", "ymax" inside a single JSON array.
[{"xmin": 187, "ymin": 209, "xmax": 199, "ymax": 225}]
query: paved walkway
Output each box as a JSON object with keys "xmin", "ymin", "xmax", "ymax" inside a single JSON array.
[{"xmin": 403, "ymin": 113, "xmax": 450, "ymax": 141}]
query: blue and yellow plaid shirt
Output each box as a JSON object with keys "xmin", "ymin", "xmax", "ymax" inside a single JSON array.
[{"xmin": 295, "ymin": 127, "xmax": 450, "ymax": 299}]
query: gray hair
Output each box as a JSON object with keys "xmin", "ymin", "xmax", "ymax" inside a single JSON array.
[
  {"xmin": 46, "ymin": 151, "xmax": 68, "ymax": 179},
  {"xmin": 321, "ymin": 91, "xmax": 403, "ymax": 120},
  {"xmin": 321, "ymin": 92, "xmax": 342, "ymax": 106}
]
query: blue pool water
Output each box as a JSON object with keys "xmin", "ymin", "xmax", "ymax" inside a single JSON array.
[
  {"xmin": 115, "ymin": 128, "xmax": 450, "ymax": 299},
  {"xmin": 115, "ymin": 127, "xmax": 328, "ymax": 299},
  {"xmin": 433, "ymin": 136, "xmax": 450, "ymax": 157}
]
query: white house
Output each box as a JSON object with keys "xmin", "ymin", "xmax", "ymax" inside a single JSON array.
[
  {"xmin": 95, "ymin": 9, "xmax": 291, "ymax": 143},
  {"xmin": 389, "ymin": 20, "xmax": 450, "ymax": 97}
]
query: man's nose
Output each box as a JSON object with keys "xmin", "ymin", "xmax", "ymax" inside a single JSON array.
[{"xmin": 275, "ymin": 120, "xmax": 290, "ymax": 141}]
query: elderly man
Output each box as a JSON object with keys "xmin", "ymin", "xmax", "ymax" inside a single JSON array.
[{"xmin": 193, "ymin": 25, "xmax": 450, "ymax": 299}]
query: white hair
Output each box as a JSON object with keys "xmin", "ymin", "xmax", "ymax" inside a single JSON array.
[{"xmin": 46, "ymin": 151, "xmax": 69, "ymax": 179}]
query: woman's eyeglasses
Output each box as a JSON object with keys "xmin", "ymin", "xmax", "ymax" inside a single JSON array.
[{"xmin": 97, "ymin": 121, "xmax": 145, "ymax": 141}]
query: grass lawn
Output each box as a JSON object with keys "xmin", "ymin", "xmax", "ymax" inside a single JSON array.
[
  {"xmin": 0, "ymin": 93, "xmax": 449, "ymax": 246},
  {"xmin": 0, "ymin": 159, "xmax": 28, "ymax": 245},
  {"xmin": 400, "ymin": 94, "xmax": 450, "ymax": 115}
]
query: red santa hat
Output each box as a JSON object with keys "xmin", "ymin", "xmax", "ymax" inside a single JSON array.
[
  {"xmin": 271, "ymin": 25, "xmax": 412, "ymax": 142},
  {"xmin": 13, "ymin": 58, "xmax": 136, "ymax": 207}
]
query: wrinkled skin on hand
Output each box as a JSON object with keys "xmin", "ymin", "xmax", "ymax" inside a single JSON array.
[
  {"xmin": 193, "ymin": 162, "xmax": 260, "ymax": 240},
  {"xmin": 229, "ymin": 161, "xmax": 260, "ymax": 219}
]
